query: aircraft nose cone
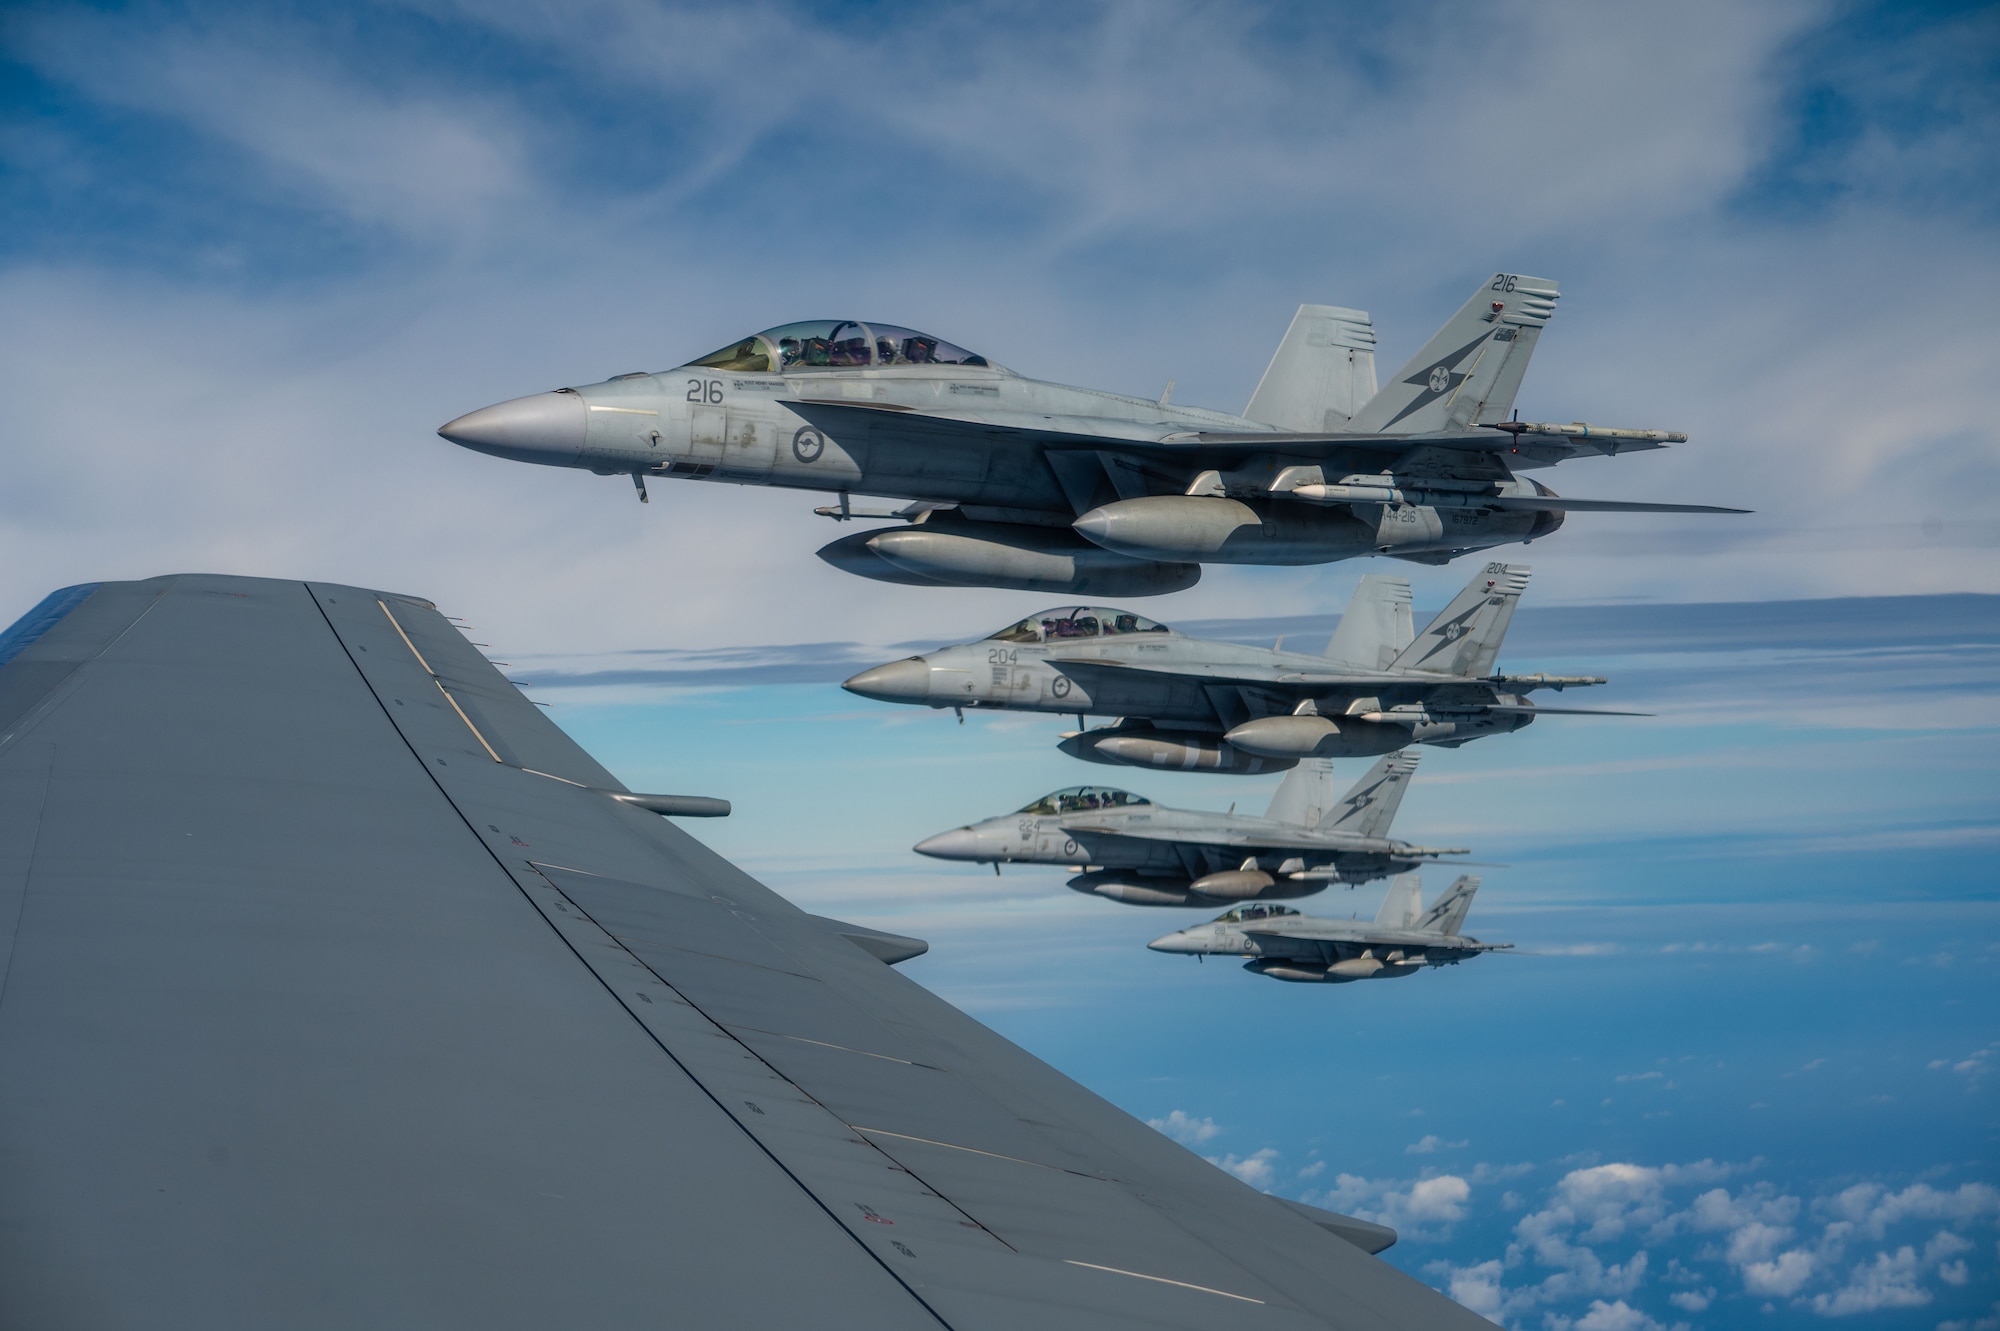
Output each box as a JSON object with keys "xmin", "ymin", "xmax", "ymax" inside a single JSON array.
[
  {"xmin": 914, "ymin": 828, "xmax": 986, "ymax": 861},
  {"xmin": 843, "ymin": 658, "xmax": 932, "ymax": 704},
  {"xmin": 438, "ymin": 390, "xmax": 586, "ymax": 464},
  {"xmin": 1090, "ymin": 736, "xmax": 1152, "ymax": 764},
  {"xmin": 1146, "ymin": 931, "xmax": 1196, "ymax": 953},
  {"xmin": 1071, "ymin": 508, "xmax": 1114, "ymax": 545}
]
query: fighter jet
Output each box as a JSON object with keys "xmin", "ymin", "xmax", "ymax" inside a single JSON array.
[
  {"xmin": 1147, "ymin": 875, "xmax": 1509, "ymax": 983},
  {"xmin": 438, "ymin": 275, "xmax": 1744, "ymax": 595},
  {"xmin": 846, "ymin": 561, "xmax": 1636, "ymax": 774},
  {"xmin": 914, "ymin": 750, "xmax": 1465, "ymax": 906}
]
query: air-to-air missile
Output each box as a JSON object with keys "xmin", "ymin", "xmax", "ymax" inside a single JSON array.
[
  {"xmin": 1147, "ymin": 874, "xmax": 1509, "ymax": 983},
  {"xmin": 844, "ymin": 561, "xmax": 1640, "ymax": 774},
  {"xmin": 438, "ymin": 275, "xmax": 1744, "ymax": 595},
  {"xmin": 914, "ymin": 750, "xmax": 1466, "ymax": 906}
]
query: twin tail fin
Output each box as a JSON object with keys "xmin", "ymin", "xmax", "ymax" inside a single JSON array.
[
  {"xmin": 1348, "ymin": 273, "xmax": 1558, "ymax": 434},
  {"xmin": 1416, "ymin": 875, "xmax": 1480, "ymax": 936}
]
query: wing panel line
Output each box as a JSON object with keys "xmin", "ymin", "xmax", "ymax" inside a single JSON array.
[
  {"xmin": 519, "ymin": 865, "xmax": 1030, "ymax": 1269},
  {"xmin": 376, "ymin": 598, "xmax": 505, "ymax": 764},
  {"xmin": 308, "ymin": 586, "xmax": 960, "ymax": 1329},
  {"xmin": 1064, "ymin": 1260, "xmax": 1266, "ymax": 1305}
]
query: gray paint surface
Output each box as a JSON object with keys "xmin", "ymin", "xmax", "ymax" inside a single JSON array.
[{"xmin": 0, "ymin": 574, "xmax": 1492, "ymax": 1329}]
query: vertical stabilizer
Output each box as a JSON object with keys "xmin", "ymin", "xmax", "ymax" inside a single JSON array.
[
  {"xmin": 1315, "ymin": 750, "xmax": 1420, "ymax": 839},
  {"xmin": 1348, "ymin": 274, "xmax": 1559, "ymax": 433},
  {"xmin": 1323, "ymin": 574, "xmax": 1415, "ymax": 670},
  {"xmin": 1391, "ymin": 563, "xmax": 1531, "ymax": 677},
  {"xmin": 1373, "ymin": 874, "xmax": 1423, "ymax": 928},
  {"xmin": 1264, "ymin": 758, "xmax": 1339, "ymax": 827},
  {"xmin": 1416, "ymin": 875, "xmax": 1480, "ymax": 936},
  {"xmin": 1245, "ymin": 305, "xmax": 1379, "ymax": 432}
]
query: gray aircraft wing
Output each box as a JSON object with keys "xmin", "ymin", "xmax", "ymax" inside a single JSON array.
[
  {"xmin": 1046, "ymin": 657, "xmax": 1417, "ymax": 689},
  {"xmin": 1069, "ymin": 818, "xmax": 1460, "ymax": 859},
  {"xmin": 0, "ymin": 574, "xmax": 1487, "ymax": 1330},
  {"xmin": 789, "ymin": 399, "xmax": 1712, "ymax": 472},
  {"xmin": 1246, "ymin": 926, "xmax": 1504, "ymax": 956}
]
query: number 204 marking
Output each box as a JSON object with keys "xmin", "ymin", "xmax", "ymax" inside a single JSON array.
[{"xmin": 686, "ymin": 379, "xmax": 723, "ymax": 404}]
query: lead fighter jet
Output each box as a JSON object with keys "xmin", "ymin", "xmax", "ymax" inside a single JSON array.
[
  {"xmin": 915, "ymin": 751, "xmax": 1464, "ymax": 906},
  {"xmin": 439, "ymin": 274, "xmax": 1744, "ymax": 595},
  {"xmin": 846, "ymin": 561, "xmax": 1634, "ymax": 774},
  {"xmin": 1147, "ymin": 875, "xmax": 1509, "ymax": 984}
]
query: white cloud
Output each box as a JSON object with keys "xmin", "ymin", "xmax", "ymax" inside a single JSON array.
[
  {"xmin": 1545, "ymin": 1299, "xmax": 1687, "ymax": 1331},
  {"xmin": 1926, "ymin": 1231, "xmax": 1974, "ymax": 1264},
  {"xmin": 1313, "ymin": 1172, "xmax": 1472, "ymax": 1240},
  {"xmin": 1808, "ymin": 1245, "xmax": 1932, "ymax": 1316},
  {"xmin": 1685, "ymin": 1183, "xmax": 1801, "ymax": 1240},
  {"xmin": 1930, "ymin": 1042, "xmax": 1999, "ymax": 1077},
  {"xmin": 1727, "ymin": 1222, "xmax": 1798, "ymax": 1268},
  {"xmin": 1443, "ymin": 1258, "xmax": 1507, "ymax": 1321},
  {"xmin": 1822, "ymin": 1182, "xmax": 2000, "ymax": 1240},
  {"xmin": 1147, "ymin": 1109, "xmax": 1221, "ymax": 1146},
  {"xmin": 1408, "ymin": 1134, "xmax": 1469, "ymax": 1154},
  {"xmin": 11, "ymin": 12, "xmax": 528, "ymax": 237},
  {"xmin": 1210, "ymin": 1148, "xmax": 1280, "ymax": 1190},
  {"xmin": 1743, "ymin": 1248, "xmax": 1816, "ymax": 1297},
  {"xmin": 1429, "ymin": 1161, "xmax": 1998, "ymax": 1327}
]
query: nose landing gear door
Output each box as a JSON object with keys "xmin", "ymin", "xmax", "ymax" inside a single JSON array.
[{"xmin": 688, "ymin": 404, "xmax": 726, "ymax": 471}]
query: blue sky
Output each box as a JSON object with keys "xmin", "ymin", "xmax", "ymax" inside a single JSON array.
[
  {"xmin": 544, "ymin": 591, "xmax": 2000, "ymax": 1330},
  {"xmin": 3, "ymin": 3, "xmax": 1997, "ymax": 1327}
]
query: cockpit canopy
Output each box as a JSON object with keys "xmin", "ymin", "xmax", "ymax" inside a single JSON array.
[
  {"xmin": 688, "ymin": 321, "xmax": 989, "ymax": 374},
  {"xmin": 1015, "ymin": 787, "xmax": 1151, "ymax": 817},
  {"xmin": 987, "ymin": 607, "xmax": 1172, "ymax": 645},
  {"xmin": 1215, "ymin": 904, "xmax": 1300, "ymax": 923}
]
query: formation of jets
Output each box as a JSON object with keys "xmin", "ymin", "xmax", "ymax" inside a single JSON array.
[
  {"xmin": 0, "ymin": 271, "xmax": 1709, "ymax": 1325},
  {"xmin": 443, "ymin": 275, "xmax": 1695, "ymax": 983}
]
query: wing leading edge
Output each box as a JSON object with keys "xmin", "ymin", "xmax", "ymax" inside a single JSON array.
[{"xmin": 0, "ymin": 574, "xmax": 1489, "ymax": 1330}]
